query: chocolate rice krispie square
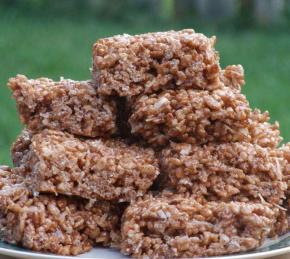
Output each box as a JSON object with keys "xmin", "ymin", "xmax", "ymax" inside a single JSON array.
[
  {"xmin": 121, "ymin": 193, "xmax": 279, "ymax": 258},
  {"xmin": 12, "ymin": 129, "xmax": 160, "ymax": 202},
  {"xmin": 8, "ymin": 75, "xmax": 117, "ymax": 137},
  {"xmin": 93, "ymin": 29, "xmax": 221, "ymax": 97},
  {"xmin": 160, "ymin": 142, "xmax": 287, "ymax": 205},
  {"xmin": 128, "ymin": 88, "xmax": 281, "ymax": 147},
  {"xmin": 0, "ymin": 166, "xmax": 120, "ymax": 255},
  {"xmin": 129, "ymin": 87, "xmax": 251, "ymax": 146}
]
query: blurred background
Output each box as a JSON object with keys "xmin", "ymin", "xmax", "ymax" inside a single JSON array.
[{"xmin": 0, "ymin": 0, "xmax": 289, "ymax": 165}]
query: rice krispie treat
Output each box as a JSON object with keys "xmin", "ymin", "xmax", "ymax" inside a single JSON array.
[
  {"xmin": 160, "ymin": 142, "xmax": 287, "ymax": 205},
  {"xmin": 129, "ymin": 87, "xmax": 251, "ymax": 146},
  {"xmin": 0, "ymin": 167, "xmax": 120, "ymax": 255},
  {"xmin": 93, "ymin": 29, "xmax": 221, "ymax": 97},
  {"xmin": 12, "ymin": 129, "xmax": 159, "ymax": 202},
  {"xmin": 121, "ymin": 194, "xmax": 279, "ymax": 258},
  {"xmin": 128, "ymin": 87, "xmax": 282, "ymax": 147},
  {"xmin": 8, "ymin": 75, "xmax": 117, "ymax": 137}
]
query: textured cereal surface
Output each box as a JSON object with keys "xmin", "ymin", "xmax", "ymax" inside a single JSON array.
[
  {"xmin": 249, "ymin": 109, "xmax": 282, "ymax": 148},
  {"xmin": 8, "ymin": 75, "xmax": 117, "ymax": 137},
  {"xmin": 160, "ymin": 142, "xmax": 287, "ymax": 205},
  {"xmin": 12, "ymin": 129, "xmax": 159, "ymax": 202},
  {"xmin": 280, "ymin": 143, "xmax": 290, "ymax": 209},
  {"xmin": 121, "ymin": 194, "xmax": 279, "ymax": 258},
  {"xmin": 93, "ymin": 29, "xmax": 221, "ymax": 97},
  {"xmin": 0, "ymin": 167, "xmax": 120, "ymax": 255},
  {"xmin": 272, "ymin": 209, "xmax": 290, "ymax": 236},
  {"xmin": 220, "ymin": 65, "xmax": 245, "ymax": 90},
  {"xmin": 129, "ymin": 88, "xmax": 282, "ymax": 147},
  {"xmin": 129, "ymin": 87, "xmax": 251, "ymax": 146},
  {"xmin": 11, "ymin": 129, "xmax": 32, "ymax": 168}
]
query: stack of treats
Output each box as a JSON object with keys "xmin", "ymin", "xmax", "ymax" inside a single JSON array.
[{"xmin": 1, "ymin": 29, "xmax": 290, "ymax": 258}]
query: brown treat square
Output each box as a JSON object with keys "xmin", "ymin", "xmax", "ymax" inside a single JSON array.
[
  {"xmin": 93, "ymin": 29, "xmax": 221, "ymax": 97},
  {"xmin": 8, "ymin": 75, "xmax": 117, "ymax": 137},
  {"xmin": 160, "ymin": 142, "xmax": 287, "ymax": 205},
  {"xmin": 0, "ymin": 167, "xmax": 120, "ymax": 255},
  {"xmin": 12, "ymin": 129, "xmax": 160, "ymax": 202},
  {"xmin": 121, "ymin": 193, "xmax": 279, "ymax": 258}
]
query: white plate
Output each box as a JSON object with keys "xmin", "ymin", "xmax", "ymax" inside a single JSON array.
[{"xmin": 0, "ymin": 232, "xmax": 290, "ymax": 259}]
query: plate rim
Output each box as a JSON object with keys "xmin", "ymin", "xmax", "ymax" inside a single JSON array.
[{"xmin": 0, "ymin": 242, "xmax": 289, "ymax": 259}]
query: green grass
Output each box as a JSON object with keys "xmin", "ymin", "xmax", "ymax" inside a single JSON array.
[{"xmin": 0, "ymin": 12, "xmax": 289, "ymax": 165}]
